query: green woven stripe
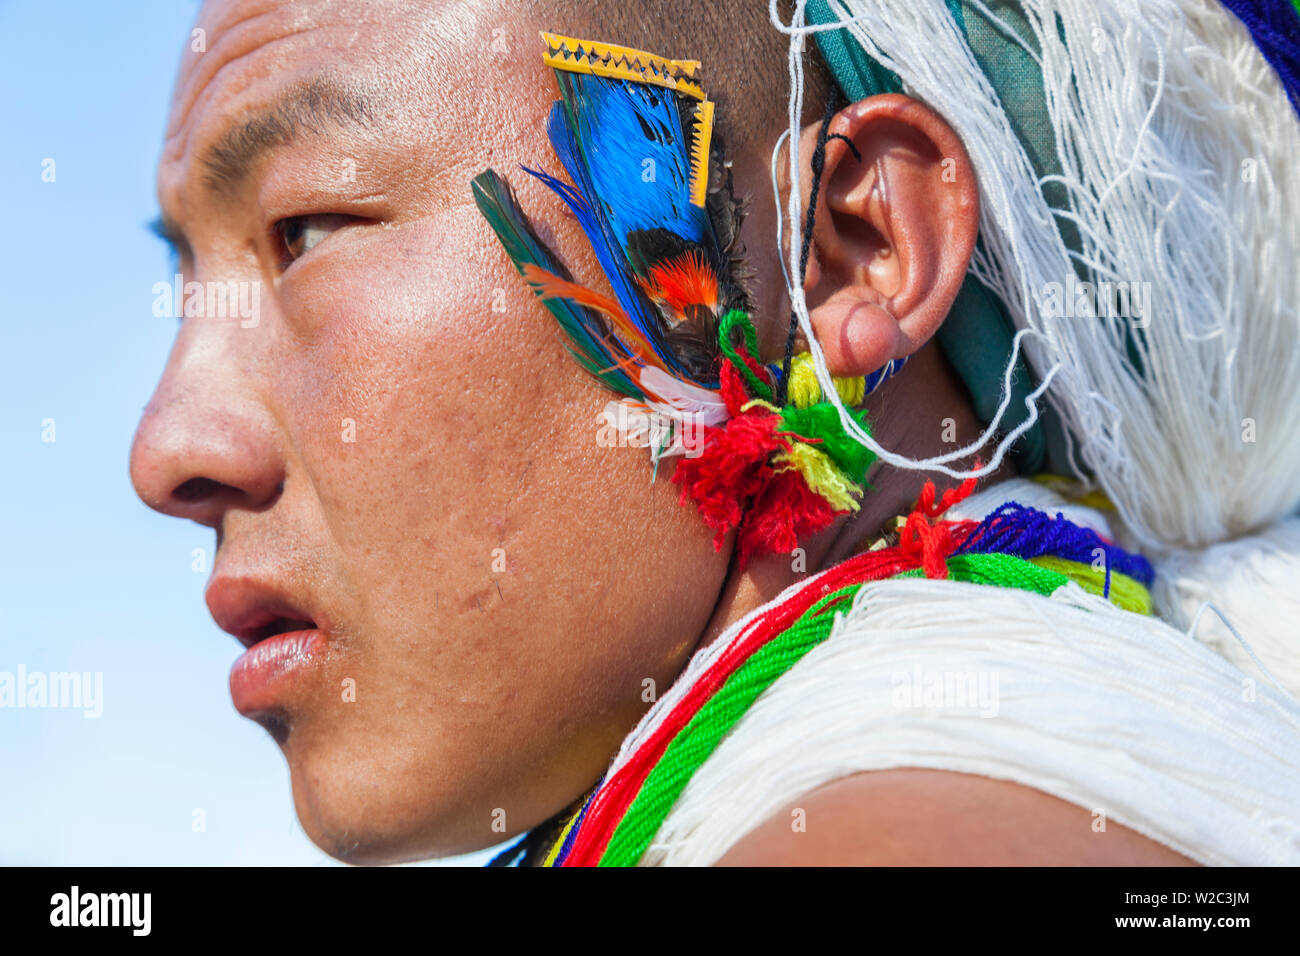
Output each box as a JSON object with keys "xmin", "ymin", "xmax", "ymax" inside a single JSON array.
[
  {"xmin": 893, "ymin": 552, "xmax": 1068, "ymax": 596},
  {"xmin": 948, "ymin": 551, "xmax": 1067, "ymax": 595},
  {"xmin": 598, "ymin": 586, "xmax": 862, "ymax": 866},
  {"xmin": 598, "ymin": 552, "xmax": 1071, "ymax": 865}
]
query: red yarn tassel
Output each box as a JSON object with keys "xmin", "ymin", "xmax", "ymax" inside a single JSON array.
[
  {"xmin": 671, "ymin": 412, "xmax": 787, "ymax": 548},
  {"xmin": 916, "ymin": 475, "xmax": 978, "ymax": 518},
  {"xmin": 736, "ymin": 469, "xmax": 841, "ymax": 568},
  {"xmin": 718, "ymin": 356, "xmax": 774, "ymax": 418},
  {"xmin": 899, "ymin": 479, "xmax": 981, "ymax": 578}
]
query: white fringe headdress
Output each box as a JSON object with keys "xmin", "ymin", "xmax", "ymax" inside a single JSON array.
[{"xmin": 771, "ymin": 0, "xmax": 1300, "ymax": 693}]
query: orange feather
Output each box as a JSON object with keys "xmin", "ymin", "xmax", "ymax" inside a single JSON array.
[
  {"xmin": 521, "ymin": 264, "xmax": 667, "ymax": 373},
  {"xmin": 638, "ymin": 250, "xmax": 719, "ymax": 320}
]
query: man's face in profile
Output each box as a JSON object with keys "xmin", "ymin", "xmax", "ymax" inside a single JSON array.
[{"xmin": 131, "ymin": 0, "xmax": 734, "ymax": 862}]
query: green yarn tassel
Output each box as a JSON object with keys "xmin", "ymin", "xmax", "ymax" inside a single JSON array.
[{"xmin": 779, "ymin": 401, "xmax": 877, "ymax": 481}]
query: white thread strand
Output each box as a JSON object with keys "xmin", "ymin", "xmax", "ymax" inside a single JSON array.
[
  {"xmin": 645, "ymin": 577, "xmax": 1300, "ymax": 866},
  {"xmin": 767, "ymin": 0, "xmax": 1300, "ymax": 552}
]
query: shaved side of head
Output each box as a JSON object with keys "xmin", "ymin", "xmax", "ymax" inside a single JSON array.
[{"xmin": 539, "ymin": 0, "xmax": 831, "ymax": 152}]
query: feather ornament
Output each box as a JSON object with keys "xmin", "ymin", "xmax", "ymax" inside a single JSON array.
[
  {"xmin": 471, "ymin": 33, "xmax": 885, "ymax": 564},
  {"xmin": 472, "ymin": 33, "xmax": 747, "ymax": 401}
]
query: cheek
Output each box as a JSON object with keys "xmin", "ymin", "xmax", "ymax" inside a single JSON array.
[
  {"xmin": 273, "ymin": 208, "xmax": 606, "ymax": 554},
  {"xmin": 264, "ymin": 203, "xmax": 731, "ymax": 849}
]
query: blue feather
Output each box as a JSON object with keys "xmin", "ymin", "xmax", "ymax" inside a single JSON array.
[
  {"xmin": 483, "ymin": 50, "xmax": 739, "ymax": 391},
  {"xmin": 521, "ymin": 91, "xmax": 702, "ymax": 381},
  {"xmin": 556, "ymin": 71, "xmax": 705, "ymax": 244},
  {"xmin": 534, "ymin": 103, "xmax": 655, "ymax": 333}
]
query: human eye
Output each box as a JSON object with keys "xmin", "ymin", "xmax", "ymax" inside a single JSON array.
[{"xmin": 273, "ymin": 213, "xmax": 364, "ymax": 270}]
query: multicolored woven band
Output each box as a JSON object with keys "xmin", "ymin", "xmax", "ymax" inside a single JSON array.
[{"xmin": 524, "ymin": 480, "xmax": 1154, "ymax": 866}]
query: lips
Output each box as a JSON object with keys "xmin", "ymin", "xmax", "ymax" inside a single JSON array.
[{"xmin": 206, "ymin": 576, "xmax": 330, "ymax": 736}]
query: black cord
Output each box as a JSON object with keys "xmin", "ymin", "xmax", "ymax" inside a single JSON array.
[{"xmin": 778, "ymin": 91, "xmax": 862, "ymax": 406}]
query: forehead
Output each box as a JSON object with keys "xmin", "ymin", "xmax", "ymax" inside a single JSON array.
[
  {"xmin": 167, "ymin": 0, "xmax": 486, "ymax": 131},
  {"xmin": 159, "ymin": 0, "xmax": 551, "ymax": 209}
]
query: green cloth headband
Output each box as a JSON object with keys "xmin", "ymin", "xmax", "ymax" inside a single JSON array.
[{"xmin": 806, "ymin": 0, "xmax": 1087, "ymax": 476}]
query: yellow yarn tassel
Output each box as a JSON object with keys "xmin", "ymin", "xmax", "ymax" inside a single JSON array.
[
  {"xmin": 772, "ymin": 441, "xmax": 862, "ymax": 512},
  {"xmin": 787, "ymin": 352, "xmax": 865, "ymax": 409},
  {"xmin": 1029, "ymin": 555, "xmax": 1153, "ymax": 615},
  {"xmin": 740, "ymin": 398, "xmax": 783, "ymax": 415}
]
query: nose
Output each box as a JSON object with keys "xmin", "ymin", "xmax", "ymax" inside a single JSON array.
[{"xmin": 130, "ymin": 327, "xmax": 285, "ymax": 530}]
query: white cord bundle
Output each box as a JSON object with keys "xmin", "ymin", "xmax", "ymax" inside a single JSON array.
[
  {"xmin": 646, "ymin": 576, "xmax": 1300, "ymax": 866},
  {"xmin": 1153, "ymin": 518, "xmax": 1300, "ymax": 696},
  {"xmin": 768, "ymin": 0, "xmax": 1300, "ymax": 688},
  {"xmin": 770, "ymin": 0, "xmax": 1300, "ymax": 549}
]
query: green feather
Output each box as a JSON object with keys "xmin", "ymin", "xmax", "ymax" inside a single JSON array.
[{"xmin": 471, "ymin": 169, "xmax": 644, "ymax": 399}]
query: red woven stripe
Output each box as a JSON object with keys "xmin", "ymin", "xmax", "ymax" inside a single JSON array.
[
  {"xmin": 562, "ymin": 545, "xmax": 924, "ymax": 865},
  {"xmin": 561, "ymin": 480, "xmax": 978, "ymax": 866}
]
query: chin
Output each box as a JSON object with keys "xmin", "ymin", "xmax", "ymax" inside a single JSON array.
[{"xmin": 279, "ymin": 732, "xmax": 502, "ymax": 865}]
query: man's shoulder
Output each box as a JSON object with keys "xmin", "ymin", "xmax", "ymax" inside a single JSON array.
[{"xmin": 714, "ymin": 768, "xmax": 1195, "ymax": 866}]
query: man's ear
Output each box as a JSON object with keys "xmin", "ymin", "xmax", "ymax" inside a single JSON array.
[{"xmin": 791, "ymin": 93, "xmax": 979, "ymax": 377}]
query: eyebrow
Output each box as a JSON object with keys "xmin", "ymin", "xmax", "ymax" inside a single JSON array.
[
  {"xmin": 201, "ymin": 74, "xmax": 381, "ymax": 195},
  {"xmin": 150, "ymin": 74, "xmax": 382, "ymax": 259}
]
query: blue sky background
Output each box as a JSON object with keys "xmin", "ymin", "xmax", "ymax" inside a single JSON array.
[{"xmin": 0, "ymin": 0, "xmax": 499, "ymax": 866}]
